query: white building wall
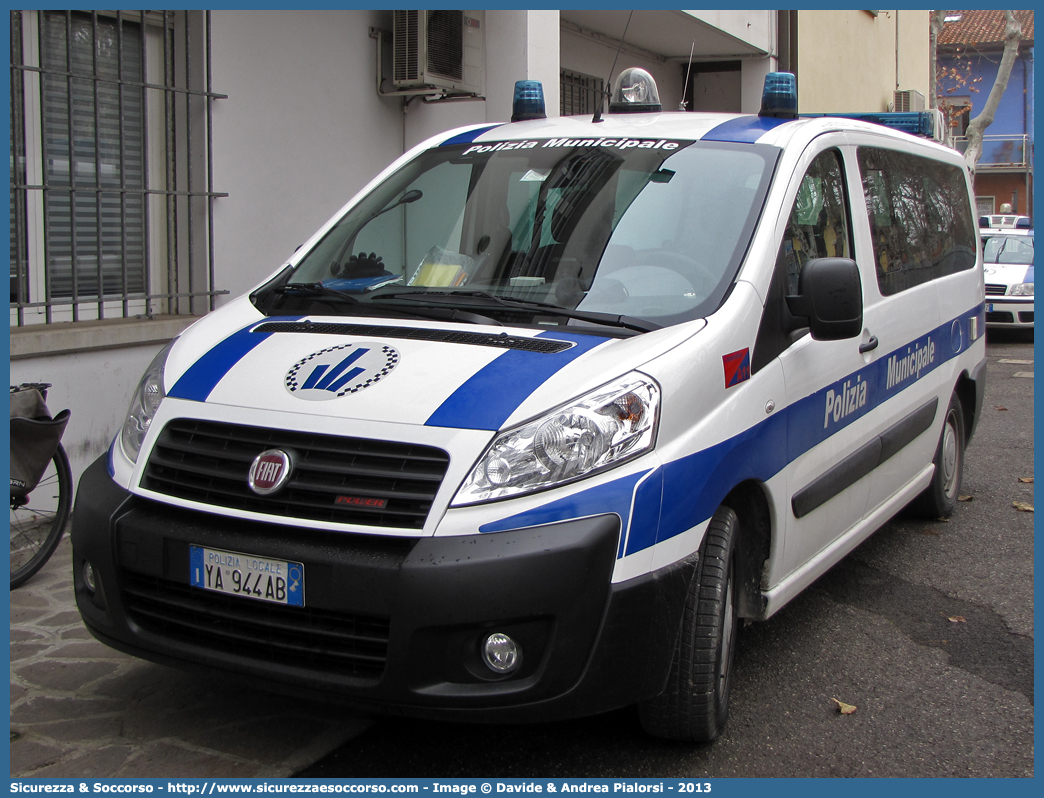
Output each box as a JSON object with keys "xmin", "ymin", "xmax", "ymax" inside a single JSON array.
[{"xmin": 209, "ymin": 9, "xmax": 406, "ymax": 302}]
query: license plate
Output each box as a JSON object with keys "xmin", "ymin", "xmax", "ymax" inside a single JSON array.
[
  {"xmin": 189, "ymin": 545, "xmax": 304, "ymax": 607},
  {"xmin": 986, "ymin": 303, "xmax": 995, "ymax": 312}
]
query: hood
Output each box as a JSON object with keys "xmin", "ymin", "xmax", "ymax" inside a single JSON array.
[
  {"xmin": 162, "ymin": 304, "xmax": 703, "ymax": 432},
  {"xmin": 984, "ymin": 262, "xmax": 1034, "ymax": 286}
]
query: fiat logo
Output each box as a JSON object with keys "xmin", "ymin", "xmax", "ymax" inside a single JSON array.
[{"xmin": 248, "ymin": 449, "xmax": 293, "ymax": 496}]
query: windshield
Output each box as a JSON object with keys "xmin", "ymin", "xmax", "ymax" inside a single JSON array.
[
  {"xmin": 982, "ymin": 233, "xmax": 1034, "ymax": 265},
  {"xmin": 260, "ymin": 136, "xmax": 778, "ymax": 331}
]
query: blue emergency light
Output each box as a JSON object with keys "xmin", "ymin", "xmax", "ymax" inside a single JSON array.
[
  {"xmin": 759, "ymin": 72, "xmax": 798, "ymax": 118},
  {"xmin": 759, "ymin": 71, "xmax": 937, "ymax": 139},
  {"xmin": 802, "ymin": 111, "xmax": 937, "ymax": 138},
  {"xmin": 511, "ymin": 80, "xmax": 546, "ymax": 122}
]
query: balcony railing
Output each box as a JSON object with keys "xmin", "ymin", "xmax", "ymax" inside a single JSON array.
[{"xmin": 952, "ymin": 134, "xmax": 1034, "ymax": 170}]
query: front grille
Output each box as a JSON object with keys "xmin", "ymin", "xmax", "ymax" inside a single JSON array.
[
  {"xmin": 985, "ymin": 284, "xmax": 1007, "ymax": 296},
  {"xmin": 986, "ymin": 311, "xmax": 1015, "ymax": 324},
  {"xmin": 122, "ymin": 572, "xmax": 389, "ymax": 678},
  {"xmin": 1019, "ymin": 311, "xmax": 1034, "ymax": 323},
  {"xmin": 253, "ymin": 321, "xmax": 574, "ymax": 354},
  {"xmin": 142, "ymin": 419, "xmax": 449, "ymax": 529}
]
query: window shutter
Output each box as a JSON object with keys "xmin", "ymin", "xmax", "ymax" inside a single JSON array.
[{"xmin": 40, "ymin": 11, "xmax": 146, "ymax": 299}]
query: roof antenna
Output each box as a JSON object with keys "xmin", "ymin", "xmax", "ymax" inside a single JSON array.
[
  {"xmin": 679, "ymin": 41, "xmax": 695, "ymax": 111},
  {"xmin": 593, "ymin": 10, "xmax": 634, "ymax": 124}
]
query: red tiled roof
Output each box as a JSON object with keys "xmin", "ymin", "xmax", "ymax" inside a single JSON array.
[{"xmin": 938, "ymin": 9, "xmax": 1034, "ymax": 46}]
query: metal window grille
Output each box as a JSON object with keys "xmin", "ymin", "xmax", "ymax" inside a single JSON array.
[
  {"xmin": 560, "ymin": 69, "xmax": 604, "ymax": 117},
  {"xmin": 9, "ymin": 10, "xmax": 228, "ymax": 327}
]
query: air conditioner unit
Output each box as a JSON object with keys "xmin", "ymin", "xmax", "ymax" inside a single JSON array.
[
  {"xmin": 393, "ymin": 10, "xmax": 484, "ymax": 96},
  {"xmin": 893, "ymin": 89, "xmax": 925, "ymax": 113}
]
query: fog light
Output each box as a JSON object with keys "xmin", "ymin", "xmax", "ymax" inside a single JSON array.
[
  {"xmin": 83, "ymin": 561, "xmax": 96, "ymax": 593},
  {"xmin": 481, "ymin": 632, "xmax": 521, "ymax": 674}
]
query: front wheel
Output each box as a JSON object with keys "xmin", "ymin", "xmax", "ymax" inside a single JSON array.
[
  {"xmin": 908, "ymin": 393, "xmax": 965, "ymax": 519},
  {"xmin": 639, "ymin": 505, "xmax": 740, "ymax": 742},
  {"xmin": 10, "ymin": 444, "xmax": 72, "ymax": 589}
]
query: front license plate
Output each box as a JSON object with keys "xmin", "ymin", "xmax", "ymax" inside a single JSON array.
[
  {"xmin": 189, "ymin": 545, "xmax": 304, "ymax": 607},
  {"xmin": 986, "ymin": 303, "xmax": 995, "ymax": 312}
]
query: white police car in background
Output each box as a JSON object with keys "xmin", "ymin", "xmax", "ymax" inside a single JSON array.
[
  {"xmin": 980, "ymin": 227, "xmax": 1033, "ymax": 331},
  {"xmin": 73, "ymin": 69, "xmax": 986, "ymax": 742}
]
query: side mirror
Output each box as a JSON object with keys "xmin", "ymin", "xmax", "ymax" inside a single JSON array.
[{"xmin": 785, "ymin": 257, "xmax": 862, "ymax": 340}]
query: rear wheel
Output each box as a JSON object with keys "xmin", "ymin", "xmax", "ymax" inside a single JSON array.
[
  {"xmin": 639, "ymin": 505, "xmax": 740, "ymax": 742},
  {"xmin": 908, "ymin": 393, "xmax": 965, "ymax": 519}
]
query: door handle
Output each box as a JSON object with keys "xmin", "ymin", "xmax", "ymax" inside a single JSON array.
[{"xmin": 858, "ymin": 335, "xmax": 879, "ymax": 354}]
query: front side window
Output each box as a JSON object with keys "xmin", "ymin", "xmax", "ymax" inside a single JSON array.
[
  {"xmin": 779, "ymin": 149, "xmax": 852, "ymax": 294},
  {"xmin": 273, "ymin": 139, "xmax": 778, "ymax": 332}
]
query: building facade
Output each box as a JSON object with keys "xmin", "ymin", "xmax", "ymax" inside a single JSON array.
[
  {"xmin": 937, "ymin": 9, "xmax": 1034, "ymax": 218},
  {"xmin": 9, "ymin": 9, "xmax": 929, "ymax": 487}
]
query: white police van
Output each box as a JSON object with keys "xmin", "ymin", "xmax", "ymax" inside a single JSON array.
[{"xmin": 73, "ymin": 70, "xmax": 986, "ymax": 742}]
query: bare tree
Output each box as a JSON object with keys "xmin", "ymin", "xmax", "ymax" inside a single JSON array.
[
  {"xmin": 961, "ymin": 11, "xmax": 1024, "ymax": 174},
  {"xmin": 929, "ymin": 10, "xmax": 946, "ymax": 111}
]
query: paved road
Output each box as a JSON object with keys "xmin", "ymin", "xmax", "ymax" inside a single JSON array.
[
  {"xmin": 299, "ymin": 330, "xmax": 1034, "ymax": 779},
  {"xmin": 10, "ymin": 331, "xmax": 1033, "ymax": 779}
]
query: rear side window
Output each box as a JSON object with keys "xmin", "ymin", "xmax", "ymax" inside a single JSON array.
[{"xmin": 858, "ymin": 147, "xmax": 976, "ymax": 295}]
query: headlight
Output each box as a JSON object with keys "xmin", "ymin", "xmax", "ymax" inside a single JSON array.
[
  {"xmin": 1009, "ymin": 282, "xmax": 1034, "ymax": 296},
  {"xmin": 120, "ymin": 341, "xmax": 175, "ymax": 463},
  {"xmin": 453, "ymin": 373, "xmax": 660, "ymax": 506}
]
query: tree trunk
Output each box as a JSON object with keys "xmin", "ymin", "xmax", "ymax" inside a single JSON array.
[
  {"xmin": 929, "ymin": 10, "xmax": 946, "ymax": 111},
  {"xmin": 963, "ymin": 11, "xmax": 1023, "ymax": 174}
]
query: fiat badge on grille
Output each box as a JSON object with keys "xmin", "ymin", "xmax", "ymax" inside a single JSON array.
[{"xmin": 248, "ymin": 449, "xmax": 293, "ymax": 496}]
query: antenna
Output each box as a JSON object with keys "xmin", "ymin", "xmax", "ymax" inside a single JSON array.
[
  {"xmin": 679, "ymin": 42, "xmax": 695, "ymax": 111},
  {"xmin": 593, "ymin": 10, "xmax": 634, "ymax": 124}
]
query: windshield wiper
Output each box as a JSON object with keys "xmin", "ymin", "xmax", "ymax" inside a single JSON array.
[
  {"xmin": 272, "ymin": 282, "xmax": 360, "ymax": 304},
  {"xmin": 372, "ymin": 289, "xmax": 661, "ymax": 333}
]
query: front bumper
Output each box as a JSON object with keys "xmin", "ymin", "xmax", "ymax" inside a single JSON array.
[
  {"xmin": 985, "ymin": 297, "xmax": 1034, "ymax": 328},
  {"xmin": 72, "ymin": 455, "xmax": 692, "ymax": 722}
]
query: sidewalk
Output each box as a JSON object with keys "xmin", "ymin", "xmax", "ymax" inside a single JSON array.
[{"xmin": 10, "ymin": 534, "xmax": 370, "ymax": 778}]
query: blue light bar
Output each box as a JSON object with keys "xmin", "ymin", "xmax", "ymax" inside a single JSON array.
[
  {"xmin": 801, "ymin": 111, "xmax": 936, "ymax": 138},
  {"xmin": 511, "ymin": 80, "xmax": 546, "ymax": 122},
  {"xmin": 760, "ymin": 72, "xmax": 797, "ymax": 119}
]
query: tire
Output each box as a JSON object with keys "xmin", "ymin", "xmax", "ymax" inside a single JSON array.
[
  {"xmin": 10, "ymin": 444, "xmax": 72, "ymax": 589},
  {"xmin": 639, "ymin": 505, "xmax": 740, "ymax": 742},
  {"xmin": 908, "ymin": 393, "xmax": 965, "ymax": 519}
]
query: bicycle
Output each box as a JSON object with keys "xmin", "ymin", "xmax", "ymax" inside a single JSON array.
[{"xmin": 10, "ymin": 383, "xmax": 72, "ymax": 589}]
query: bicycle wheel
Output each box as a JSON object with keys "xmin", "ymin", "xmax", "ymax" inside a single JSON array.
[{"xmin": 10, "ymin": 444, "xmax": 72, "ymax": 589}]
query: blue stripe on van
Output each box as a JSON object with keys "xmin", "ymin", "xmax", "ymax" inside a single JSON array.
[
  {"xmin": 167, "ymin": 317, "xmax": 301, "ymax": 403},
  {"xmin": 440, "ymin": 125, "xmax": 504, "ymax": 147},
  {"xmin": 425, "ymin": 331, "xmax": 609, "ymax": 431},
  {"xmin": 702, "ymin": 115, "xmax": 791, "ymax": 143},
  {"xmin": 478, "ymin": 469, "xmax": 650, "ymax": 539},
  {"xmin": 477, "ymin": 304, "xmax": 986, "ymax": 557}
]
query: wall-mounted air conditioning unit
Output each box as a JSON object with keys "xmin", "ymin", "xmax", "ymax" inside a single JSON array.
[
  {"xmin": 893, "ymin": 89, "xmax": 925, "ymax": 113},
  {"xmin": 393, "ymin": 10, "xmax": 484, "ymax": 96}
]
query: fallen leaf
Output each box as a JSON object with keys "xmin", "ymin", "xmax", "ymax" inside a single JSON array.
[
  {"xmin": 1013, "ymin": 502, "xmax": 1034, "ymax": 513},
  {"xmin": 996, "ymin": 406, "xmax": 1009, "ymax": 411},
  {"xmin": 958, "ymin": 495, "xmax": 973, "ymax": 502},
  {"xmin": 831, "ymin": 698, "xmax": 857, "ymax": 715},
  {"xmin": 935, "ymin": 516, "xmax": 951, "ymax": 523},
  {"xmin": 948, "ymin": 615, "xmax": 966, "ymax": 623},
  {"xmin": 1019, "ymin": 477, "xmax": 1034, "ymax": 484}
]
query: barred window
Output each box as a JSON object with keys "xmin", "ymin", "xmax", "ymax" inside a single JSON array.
[
  {"xmin": 560, "ymin": 69, "xmax": 603, "ymax": 117},
  {"xmin": 9, "ymin": 10, "xmax": 227, "ymax": 328}
]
